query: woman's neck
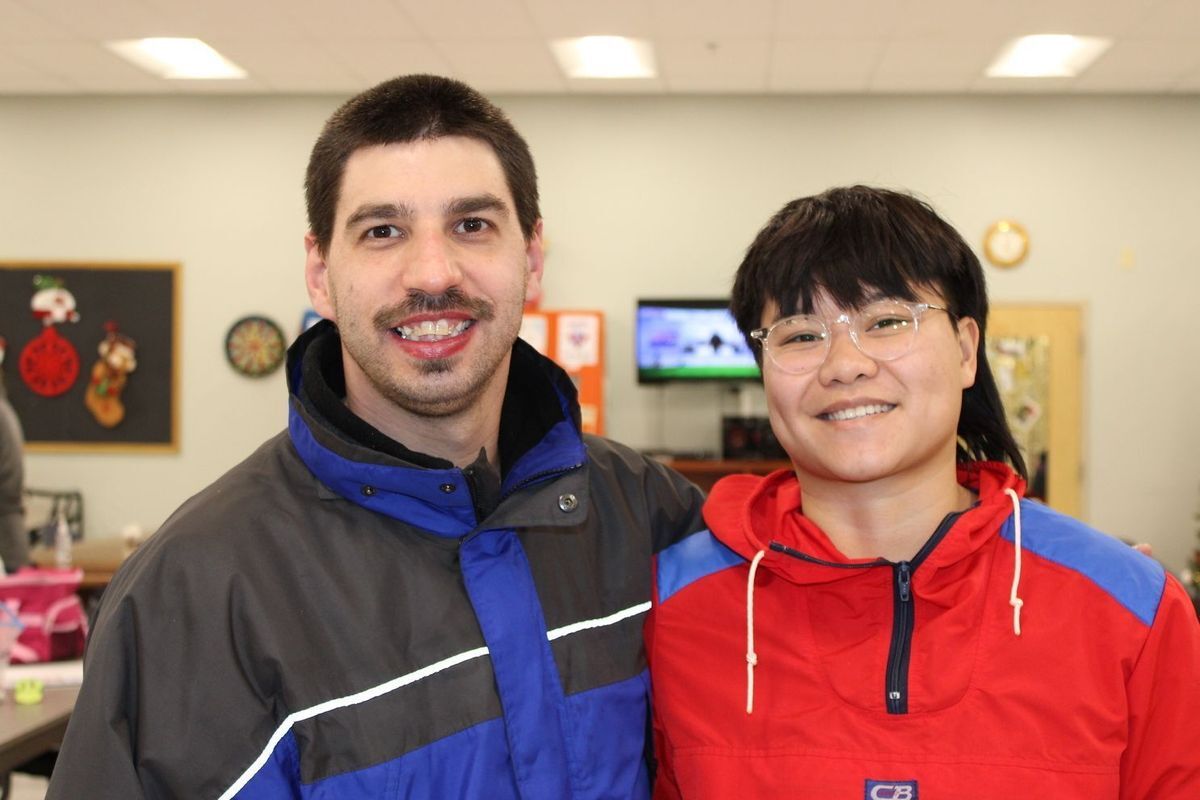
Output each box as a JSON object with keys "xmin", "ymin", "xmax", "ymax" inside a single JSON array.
[{"xmin": 797, "ymin": 464, "xmax": 975, "ymax": 562}]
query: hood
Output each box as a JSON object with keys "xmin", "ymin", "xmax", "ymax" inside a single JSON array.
[
  {"xmin": 708, "ymin": 461, "xmax": 1029, "ymax": 716},
  {"xmin": 704, "ymin": 461, "xmax": 1026, "ymax": 587},
  {"xmin": 284, "ymin": 321, "xmax": 587, "ymax": 537}
]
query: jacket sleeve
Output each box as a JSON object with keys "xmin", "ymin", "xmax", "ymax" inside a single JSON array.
[
  {"xmin": 639, "ymin": 456, "xmax": 706, "ymax": 554},
  {"xmin": 646, "ymin": 595, "xmax": 683, "ymax": 800},
  {"xmin": 651, "ymin": 717, "xmax": 682, "ymax": 800},
  {"xmin": 47, "ymin": 529, "xmax": 282, "ymax": 800},
  {"xmin": 1119, "ymin": 574, "xmax": 1200, "ymax": 799},
  {"xmin": 46, "ymin": 589, "xmax": 146, "ymax": 799}
]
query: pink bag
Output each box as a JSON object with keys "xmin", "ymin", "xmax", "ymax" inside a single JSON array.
[{"xmin": 0, "ymin": 567, "xmax": 88, "ymax": 663}]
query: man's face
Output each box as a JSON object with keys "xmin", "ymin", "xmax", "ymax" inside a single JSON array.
[
  {"xmin": 761, "ymin": 287, "xmax": 979, "ymax": 490},
  {"xmin": 305, "ymin": 136, "xmax": 543, "ymax": 425}
]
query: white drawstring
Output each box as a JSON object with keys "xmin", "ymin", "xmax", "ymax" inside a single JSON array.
[
  {"xmin": 1004, "ymin": 488, "xmax": 1024, "ymax": 636},
  {"xmin": 745, "ymin": 550, "xmax": 766, "ymax": 714}
]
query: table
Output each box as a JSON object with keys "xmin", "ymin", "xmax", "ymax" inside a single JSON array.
[
  {"xmin": 29, "ymin": 538, "xmax": 135, "ymax": 590},
  {"xmin": 664, "ymin": 458, "xmax": 791, "ymax": 493},
  {"xmin": 0, "ymin": 687, "xmax": 77, "ymax": 775}
]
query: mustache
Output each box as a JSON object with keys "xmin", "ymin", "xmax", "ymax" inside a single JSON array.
[{"xmin": 374, "ymin": 289, "xmax": 495, "ymax": 329}]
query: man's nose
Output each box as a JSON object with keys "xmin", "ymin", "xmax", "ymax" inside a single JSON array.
[{"xmin": 402, "ymin": 231, "xmax": 463, "ymax": 294}]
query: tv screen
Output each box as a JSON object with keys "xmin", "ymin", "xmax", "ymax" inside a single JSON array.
[{"xmin": 636, "ymin": 299, "xmax": 760, "ymax": 383}]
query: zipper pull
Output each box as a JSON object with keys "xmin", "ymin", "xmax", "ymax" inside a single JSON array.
[{"xmin": 897, "ymin": 562, "xmax": 912, "ymax": 603}]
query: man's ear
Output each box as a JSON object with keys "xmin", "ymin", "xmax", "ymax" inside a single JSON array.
[
  {"xmin": 523, "ymin": 219, "xmax": 545, "ymax": 306},
  {"xmin": 304, "ymin": 233, "xmax": 336, "ymax": 321},
  {"xmin": 957, "ymin": 316, "xmax": 980, "ymax": 389}
]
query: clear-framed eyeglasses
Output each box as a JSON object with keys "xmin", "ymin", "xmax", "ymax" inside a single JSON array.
[{"xmin": 750, "ymin": 300, "xmax": 951, "ymax": 375}]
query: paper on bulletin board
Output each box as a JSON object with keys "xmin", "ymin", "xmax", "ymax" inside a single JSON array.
[
  {"xmin": 519, "ymin": 313, "xmax": 550, "ymax": 355},
  {"xmin": 555, "ymin": 313, "xmax": 600, "ymax": 371}
]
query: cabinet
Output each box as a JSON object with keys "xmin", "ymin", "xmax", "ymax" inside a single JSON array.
[{"xmin": 665, "ymin": 459, "xmax": 790, "ymax": 494}]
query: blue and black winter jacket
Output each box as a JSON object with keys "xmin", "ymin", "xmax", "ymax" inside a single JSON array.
[{"xmin": 49, "ymin": 322, "xmax": 706, "ymax": 799}]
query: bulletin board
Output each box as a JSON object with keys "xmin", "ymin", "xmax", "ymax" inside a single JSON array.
[
  {"xmin": 0, "ymin": 262, "xmax": 180, "ymax": 453},
  {"xmin": 519, "ymin": 310, "xmax": 605, "ymax": 435}
]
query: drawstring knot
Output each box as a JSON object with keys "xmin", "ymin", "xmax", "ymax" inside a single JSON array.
[{"xmin": 745, "ymin": 550, "xmax": 766, "ymax": 714}]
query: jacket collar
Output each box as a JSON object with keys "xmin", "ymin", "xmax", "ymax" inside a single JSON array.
[
  {"xmin": 285, "ymin": 321, "xmax": 586, "ymax": 536},
  {"xmin": 704, "ymin": 461, "xmax": 1026, "ymax": 586}
]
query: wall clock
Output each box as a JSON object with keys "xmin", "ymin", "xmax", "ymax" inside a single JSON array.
[
  {"xmin": 983, "ymin": 220, "xmax": 1030, "ymax": 268},
  {"xmin": 225, "ymin": 315, "xmax": 286, "ymax": 377}
]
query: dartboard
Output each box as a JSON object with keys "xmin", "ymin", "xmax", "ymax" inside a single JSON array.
[
  {"xmin": 19, "ymin": 327, "xmax": 80, "ymax": 397},
  {"xmin": 225, "ymin": 316, "xmax": 286, "ymax": 377}
]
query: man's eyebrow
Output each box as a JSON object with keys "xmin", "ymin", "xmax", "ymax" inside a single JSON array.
[
  {"xmin": 344, "ymin": 202, "xmax": 413, "ymax": 230},
  {"xmin": 447, "ymin": 193, "xmax": 509, "ymax": 218}
]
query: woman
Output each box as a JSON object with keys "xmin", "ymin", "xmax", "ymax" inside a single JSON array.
[{"xmin": 647, "ymin": 186, "xmax": 1200, "ymax": 798}]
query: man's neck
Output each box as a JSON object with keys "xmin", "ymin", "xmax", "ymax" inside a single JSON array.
[
  {"xmin": 345, "ymin": 381, "xmax": 505, "ymax": 471},
  {"xmin": 798, "ymin": 462, "xmax": 975, "ymax": 562}
]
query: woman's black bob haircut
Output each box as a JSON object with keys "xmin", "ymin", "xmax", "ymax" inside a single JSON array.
[{"xmin": 730, "ymin": 185, "xmax": 1027, "ymax": 480}]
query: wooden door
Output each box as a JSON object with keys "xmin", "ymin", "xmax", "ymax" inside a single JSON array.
[{"xmin": 986, "ymin": 305, "xmax": 1084, "ymax": 517}]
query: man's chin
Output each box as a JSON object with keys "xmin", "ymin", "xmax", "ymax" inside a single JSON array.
[{"xmin": 415, "ymin": 358, "xmax": 454, "ymax": 375}]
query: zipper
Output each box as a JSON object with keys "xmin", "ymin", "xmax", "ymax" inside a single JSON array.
[
  {"xmin": 499, "ymin": 462, "xmax": 584, "ymax": 504},
  {"xmin": 886, "ymin": 561, "xmax": 914, "ymax": 714},
  {"xmin": 771, "ymin": 508, "xmax": 968, "ymax": 716}
]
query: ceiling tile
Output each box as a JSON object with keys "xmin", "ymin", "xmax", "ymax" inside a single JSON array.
[
  {"xmin": 770, "ymin": 39, "xmax": 882, "ymax": 92},
  {"xmin": 1015, "ymin": 0, "xmax": 1160, "ymax": 37},
  {"xmin": 524, "ymin": 0, "xmax": 653, "ymax": 38},
  {"xmin": 15, "ymin": 0, "xmax": 177, "ymax": 40},
  {"xmin": 649, "ymin": 0, "xmax": 774, "ymax": 39},
  {"xmin": 209, "ymin": 39, "xmax": 366, "ymax": 93},
  {"xmin": 5, "ymin": 42, "xmax": 166, "ymax": 91},
  {"xmin": 562, "ymin": 76, "xmax": 667, "ymax": 94},
  {"xmin": 0, "ymin": 0, "xmax": 73, "ymax": 41},
  {"xmin": 657, "ymin": 39, "xmax": 770, "ymax": 92},
  {"xmin": 870, "ymin": 39, "xmax": 998, "ymax": 92},
  {"xmin": 334, "ymin": 39, "xmax": 456, "ymax": 84},
  {"xmin": 289, "ymin": 0, "xmax": 422, "ymax": 42},
  {"xmin": 1171, "ymin": 66, "xmax": 1200, "ymax": 92},
  {"xmin": 1128, "ymin": 0, "xmax": 1200, "ymax": 39},
  {"xmin": 1074, "ymin": 39, "xmax": 1200, "ymax": 91},
  {"xmin": 437, "ymin": 40, "xmax": 567, "ymax": 92},
  {"xmin": 0, "ymin": 50, "xmax": 73, "ymax": 91},
  {"xmin": 392, "ymin": 0, "xmax": 538, "ymax": 39},
  {"xmin": 775, "ymin": 0, "xmax": 906, "ymax": 38},
  {"xmin": 138, "ymin": 0, "xmax": 310, "ymax": 39},
  {"xmin": 1, "ymin": 0, "xmax": 1199, "ymax": 95},
  {"xmin": 892, "ymin": 0, "xmax": 1043, "ymax": 39}
]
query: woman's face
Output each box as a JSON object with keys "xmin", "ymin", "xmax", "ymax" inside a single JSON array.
[{"xmin": 760, "ymin": 286, "xmax": 979, "ymax": 491}]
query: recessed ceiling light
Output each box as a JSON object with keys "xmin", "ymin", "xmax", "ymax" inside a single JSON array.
[
  {"xmin": 106, "ymin": 38, "xmax": 247, "ymax": 80},
  {"xmin": 985, "ymin": 34, "xmax": 1111, "ymax": 78},
  {"xmin": 551, "ymin": 36, "xmax": 656, "ymax": 79}
]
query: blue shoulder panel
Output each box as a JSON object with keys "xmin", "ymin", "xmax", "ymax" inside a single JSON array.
[
  {"xmin": 1003, "ymin": 500, "xmax": 1165, "ymax": 627},
  {"xmin": 656, "ymin": 530, "xmax": 746, "ymax": 605}
]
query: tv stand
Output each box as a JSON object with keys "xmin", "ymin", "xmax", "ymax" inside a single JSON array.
[{"xmin": 664, "ymin": 458, "xmax": 790, "ymax": 493}]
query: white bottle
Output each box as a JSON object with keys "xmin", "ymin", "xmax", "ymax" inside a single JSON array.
[{"xmin": 54, "ymin": 509, "xmax": 72, "ymax": 569}]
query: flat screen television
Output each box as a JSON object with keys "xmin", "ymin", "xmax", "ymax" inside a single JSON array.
[{"xmin": 635, "ymin": 299, "xmax": 760, "ymax": 383}]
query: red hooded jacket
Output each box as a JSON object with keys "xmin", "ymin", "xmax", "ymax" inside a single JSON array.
[{"xmin": 647, "ymin": 462, "xmax": 1200, "ymax": 799}]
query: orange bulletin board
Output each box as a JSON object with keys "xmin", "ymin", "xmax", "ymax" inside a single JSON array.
[{"xmin": 519, "ymin": 310, "xmax": 604, "ymax": 435}]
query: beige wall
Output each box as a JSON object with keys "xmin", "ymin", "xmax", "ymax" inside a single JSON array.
[{"xmin": 2, "ymin": 92, "xmax": 1197, "ymax": 574}]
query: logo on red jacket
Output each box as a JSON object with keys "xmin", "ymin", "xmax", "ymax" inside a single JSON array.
[{"xmin": 865, "ymin": 780, "xmax": 918, "ymax": 800}]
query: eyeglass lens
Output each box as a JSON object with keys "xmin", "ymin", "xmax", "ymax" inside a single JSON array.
[{"xmin": 764, "ymin": 301, "xmax": 922, "ymax": 373}]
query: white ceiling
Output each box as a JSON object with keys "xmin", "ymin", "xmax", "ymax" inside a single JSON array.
[{"xmin": 2, "ymin": 0, "xmax": 1199, "ymax": 96}]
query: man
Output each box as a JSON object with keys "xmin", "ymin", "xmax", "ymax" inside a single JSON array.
[
  {"xmin": 0, "ymin": 338, "xmax": 29, "ymax": 572},
  {"xmin": 647, "ymin": 186, "xmax": 1200, "ymax": 798},
  {"xmin": 49, "ymin": 75, "xmax": 704, "ymax": 799}
]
